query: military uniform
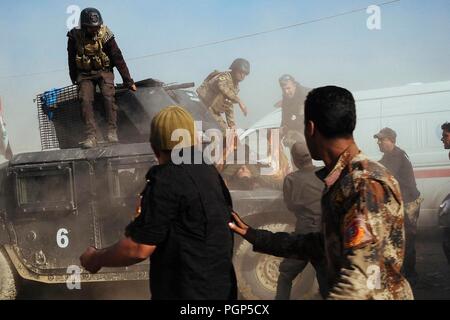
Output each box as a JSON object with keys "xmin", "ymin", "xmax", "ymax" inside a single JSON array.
[
  {"xmin": 245, "ymin": 143, "xmax": 414, "ymax": 299},
  {"xmin": 67, "ymin": 25, "xmax": 134, "ymax": 142},
  {"xmin": 197, "ymin": 71, "xmax": 240, "ymax": 132}
]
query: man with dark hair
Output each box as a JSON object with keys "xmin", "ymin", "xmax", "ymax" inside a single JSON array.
[
  {"xmin": 440, "ymin": 122, "xmax": 450, "ymax": 264},
  {"xmin": 80, "ymin": 106, "xmax": 237, "ymax": 300},
  {"xmin": 230, "ymin": 86, "xmax": 413, "ymax": 299},
  {"xmin": 373, "ymin": 127, "xmax": 422, "ymax": 284},
  {"xmin": 278, "ymin": 74, "xmax": 310, "ymax": 148},
  {"xmin": 275, "ymin": 142, "xmax": 327, "ymax": 300},
  {"xmin": 441, "ymin": 122, "xmax": 450, "ymax": 157}
]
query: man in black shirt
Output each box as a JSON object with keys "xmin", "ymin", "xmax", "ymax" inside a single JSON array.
[
  {"xmin": 80, "ymin": 106, "xmax": 237, "ymax": 299},
  {"xmin": 374, "ymin": 127, "xmax": 422, "ymax": 283}
]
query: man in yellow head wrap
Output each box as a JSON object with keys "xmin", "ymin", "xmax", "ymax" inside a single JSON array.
[{"xmin": 80, "ymin": 105, "xmax": 238, "ymax": 300}]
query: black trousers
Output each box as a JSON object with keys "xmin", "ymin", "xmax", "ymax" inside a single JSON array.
[{"xmin": 276, "ymin": 257, "xmax": 328, "ymax": 300}]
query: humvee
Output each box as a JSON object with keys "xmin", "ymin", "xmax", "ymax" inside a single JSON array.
[{"xmin": 0, "ymin": 79, "xmax": 316, "ymax": 300}]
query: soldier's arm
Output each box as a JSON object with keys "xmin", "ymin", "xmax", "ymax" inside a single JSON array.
[
  {"xmin": 104, "ymin": 37, "xmax": 135, "ymax": 88},
  {"xmin": 229, "ymin": 212, "xmax": 323, "ymax": 260},
  {"xmin": 67, "ymin": 32, "xmax": 78, "ymax": 84},
  {"xmin": 327, "ymin": 178, "xmax": 389, "ymax": 300},
  {"xmin": 81, "ymin": 171, "xmax": 178, "ymax": 273},
  {"xmin": 217, "ymin": 76, "xmax": 240, "ymax": 103}
]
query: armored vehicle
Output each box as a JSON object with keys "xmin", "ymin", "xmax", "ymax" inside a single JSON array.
[{"xmin": 0, "ymin": 79, "xmax": 316, "ymax": 300}]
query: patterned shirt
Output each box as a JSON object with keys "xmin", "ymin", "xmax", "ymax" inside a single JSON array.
[
  {"xmin": 246, "ymin": 143, "xmax": 414, "ymax": 299},
  {"xmin": 197, "ymin": 71, "xmax": 239, "ymax": 128}
]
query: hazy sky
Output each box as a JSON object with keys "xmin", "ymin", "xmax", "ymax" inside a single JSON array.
[{"xmin": 0, "ymin": 0, "xmax": 449, "ymax": 155}]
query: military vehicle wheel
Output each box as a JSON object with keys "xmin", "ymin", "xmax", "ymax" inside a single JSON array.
[
  {"xmin": 0, "ymin": 248, "xmax": 19, "ymax": 300},
  {"xmin": 234, "ymin": 215, "xmax": 319, "ymax": 300}
]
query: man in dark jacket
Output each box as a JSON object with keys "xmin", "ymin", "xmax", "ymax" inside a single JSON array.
[
  {"xmin": 374, "ymin": 127, "xmax": 422, "ymax": 283},
  {"xmin": 67, "ymin": 7, "xmax": 136, "ymax": 148},
  {"xmin": 278, "ymin": 74, "xmax": 310, "ymax": 148},
  {"xmin": 276, "ymin": 142, "xmax": 327, "ymax": 299},
  {"xmin": 80, "ymin": 106, "xmax": 237, "ymax": 300}
]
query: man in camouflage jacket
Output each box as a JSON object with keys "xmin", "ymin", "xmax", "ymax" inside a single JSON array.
[
  {"xmin": 229, "ymin": 86, "xmax": 413, "ymax": 299},
  {"xmin": 197, "ymin": 58, "xmax": 250, "ymax": 132}
]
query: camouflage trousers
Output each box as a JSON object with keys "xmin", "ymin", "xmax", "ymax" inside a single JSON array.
[
  {"xmin": 402, "ymin": 198, "xmax": 422, "ymax": 278},
  {"xmin": 78, "ymin": 71, "xmax": 118, "ymax": 139},
  {"xmin": 208, "ymin": 108, "xmax": 229, "ymax": 133}
]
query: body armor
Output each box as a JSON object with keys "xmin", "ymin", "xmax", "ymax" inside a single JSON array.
[{"xmin": 74, "ymin": 25, "xmax": 113, "ymax": 72}]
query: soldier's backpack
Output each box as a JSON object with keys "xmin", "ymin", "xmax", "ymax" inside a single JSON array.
[{"xmin": 196, "ymin": 70, "xmax": 222, "ymax": 104}]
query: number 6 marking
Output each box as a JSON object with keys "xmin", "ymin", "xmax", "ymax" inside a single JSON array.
[{"xmin": 57, "ymin": 228, "xmax": 69, "ymax": 248}]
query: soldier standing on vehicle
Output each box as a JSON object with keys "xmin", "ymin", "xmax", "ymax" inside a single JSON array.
[
  {"xmin": 275, "ymin": 142, "xmax": 327, "ymax": 300},
  {"xmin": 80, "ymin": 106, "xmax": 237, "ymax": 300},
  {"xmin": 229, "ymin": 86, "xmax": 413, "ymax": 299},
  {"xmin": 374, "ymin": 127, "xmax": 422, "ymax": 284},
  {"xmin": 67, "ymin": 7, "xmax": 137, "ymax": 149},
  {"xmin": 197, "ymin": 58, "xmax": 250, "ymax": 132},
  {"xmin": 277, "ymin": 74, "xmax": 310, "ymax": 149}
]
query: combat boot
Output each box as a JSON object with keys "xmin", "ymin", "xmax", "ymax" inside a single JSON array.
[
  {"xmin": 80, "ymin": 136, "xmax": 97, "ymax": 149},
  {"xmin": 107, "ymin": 129, "xmax": 119, "ymax": 143}
]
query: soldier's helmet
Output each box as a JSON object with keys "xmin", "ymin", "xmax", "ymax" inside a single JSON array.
[
  {"xmin": 80, "ymin": 8, "xmax": 103, "ymax": 28},
  {"xmin": 230, "ymin": 58, "xmax": 250, "ymax": 75}
]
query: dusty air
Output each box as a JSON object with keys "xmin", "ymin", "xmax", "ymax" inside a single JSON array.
[{"xmin": 0, "ymin": 1, "xmax": 450, "ymax": 305}]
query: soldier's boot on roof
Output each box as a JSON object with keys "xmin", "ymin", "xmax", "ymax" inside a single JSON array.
[
  {"xmin": 107, "ymin": 129, "xmax": 119, "ymax": 143},
  {"xmin": 80, "ymin": 136, "xmax": 97, "ymax": 149}
]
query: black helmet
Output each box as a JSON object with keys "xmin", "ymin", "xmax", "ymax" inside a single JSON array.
[
  {"xmin": 80, "ymin": 8, "xmax": 103, "ymax": 28},
  {"xmin": 229, "ymin": 58, "xmax": 250, "ymax": 75}
]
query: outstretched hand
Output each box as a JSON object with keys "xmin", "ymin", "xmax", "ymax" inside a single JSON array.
[
  {"xmin": 239, "ymin": 102, "xmax": 248, "ymax": 117},
  {"xmin": 80, "ymin": 246, "xmax": 102, "ymax": 274},
  {"xmin": 228, "ymin": 211, "xmax": 249, "ymax": 237}
]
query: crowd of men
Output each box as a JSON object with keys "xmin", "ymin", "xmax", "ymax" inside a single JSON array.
[{"xmin": 70, "ymin": 7, "xmax": 449, "ymax": 300}]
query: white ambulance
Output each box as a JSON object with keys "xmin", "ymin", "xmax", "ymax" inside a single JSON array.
[{"xmin": 240, "ymin": 80, "xmax": 450, "ymax": 228}]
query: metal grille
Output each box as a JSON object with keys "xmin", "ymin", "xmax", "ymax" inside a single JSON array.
[{"xmin": 36, "ymin": 85, "xmax": 79, "ymax": 150}]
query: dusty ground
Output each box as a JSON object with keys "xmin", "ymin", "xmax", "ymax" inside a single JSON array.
[
  {"xmin": 412, "ymin": 228, "xmax": 450, "ymax": 300},
  {"xmin": 16, "ymin": 228, "xmax": 450, "ymax": 300}
]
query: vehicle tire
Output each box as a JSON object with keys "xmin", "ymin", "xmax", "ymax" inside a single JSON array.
[
  {"xmin": 0, "ymin": 248, "xmax": 19, "ymax": 300},
  {"xmin": 234, "ymin": 215, "xmax": 319, "ymax": 300}
]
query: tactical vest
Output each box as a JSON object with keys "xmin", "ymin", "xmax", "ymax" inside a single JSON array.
[
  {"xmin": 196, "ymin": 70, "xmax": 222, "ymax": 105},
  {"xmin": 74, "ymin": 25, "xmax": 113, "ymax": 72}
]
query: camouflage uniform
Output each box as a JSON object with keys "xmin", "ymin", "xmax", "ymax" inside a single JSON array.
[
  {"xmin": 67, "ymin": 25, "xmax": 134, "ymax": 142},
  {"xmin": 197, "ymin": 71, "xmax": 239, "ymax": 132},
  {"xmin": 245, "ymin": 143, "xmax": 414, "ymax": 299}
]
